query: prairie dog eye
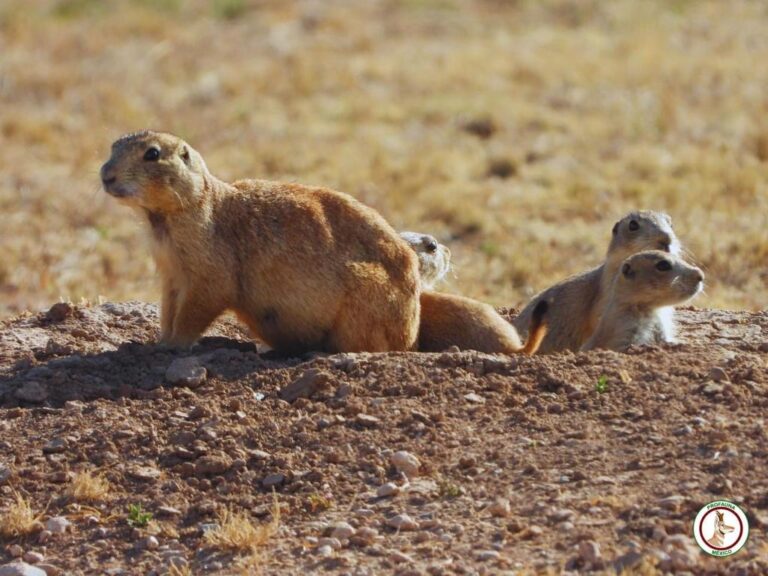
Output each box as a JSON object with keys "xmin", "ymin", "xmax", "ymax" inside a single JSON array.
[
  {"xmin": 622, "ymin": 263, "xmax": 633, "ymax": 277},
  {"xmin": 628, "ymin": 219, "xmax": 639, "ymax": 232},
  {"xmin": 144, "ymin": 147, "xmax": 161, "ymax": 162},
  {"xmin": 425, "ymin": 239, "xmax": 438, "ymax": 253},
  {"xmin": 656, "ymin": 260, "xmax": 672, "ymax": 272}
]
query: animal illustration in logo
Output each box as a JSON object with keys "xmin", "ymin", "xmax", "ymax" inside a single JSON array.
[{"xmin": 706, "ymin": 510, "xmax": 735, "ymax": 548}]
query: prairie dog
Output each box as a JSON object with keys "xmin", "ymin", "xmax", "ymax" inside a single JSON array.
[
  {"xmin": 513, "ymin": 211, "xmax": 680, "ymax": 353},
  {"xmin": 100, "ymin": 130, "xmax": 421, "ymax": 353},
  {"xmin": 581, "ymin": 251, "xmax": 704, "ymax": 351},
  {"xmin": 399, "ymin": 231, "xmax": 451, "ymax": 289},
  {"xmin": 399, "ymin": 232, "xmax": 547, "ymax": 354}
]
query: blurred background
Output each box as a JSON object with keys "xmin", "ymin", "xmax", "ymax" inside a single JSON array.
[{"xmin": 1, "ymin": 0, "xmax": 767, "ymax": 318}]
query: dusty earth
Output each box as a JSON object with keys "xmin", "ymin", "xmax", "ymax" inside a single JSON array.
[{"xmin": 0, "ymin": 301, "xmax": 766, "ymax": 575}]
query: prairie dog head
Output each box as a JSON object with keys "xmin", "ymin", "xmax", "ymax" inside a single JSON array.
[
  {"xmin": 614, "ymin": 250, "xmax": 704, "ymax": 308},
  {"xmin": 607, "ymin": 211, "xmax": 680, "ymax": 264},
  {"xmin": 100, "ymin": 130, "xmax": 208, "ymax": 214},
  {"xmin": 399, "ymin": 232, "xmax": 451, "ymax": 290}
]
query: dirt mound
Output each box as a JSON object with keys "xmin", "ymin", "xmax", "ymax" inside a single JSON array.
[{"xmin": 0, "ymin": 302, "xmax": 766, "ymax": 574}]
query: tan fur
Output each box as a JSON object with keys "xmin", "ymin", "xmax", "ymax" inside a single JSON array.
[
  {"xmin": 418, "ymin": 292, "xmax": 547, "ymax": 354},
  {"xmin": 581, "ymin": 251, "xmax": 704, "ymax": 352},
  {"xmin": 513, "ymin": 210, "xmax": 680, "ymax": 353},
  {"xmin": 399, "ymin": 232, "xmax": 546, "ymax": 354},
  {"xmin": 101, "ymin": 130, "xmax": 421, "ymax": 353}
]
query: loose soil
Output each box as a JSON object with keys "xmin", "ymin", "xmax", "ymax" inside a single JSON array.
[{"xmin": 0, "ymin": 302, "xmax": 766, "ymax": 575}]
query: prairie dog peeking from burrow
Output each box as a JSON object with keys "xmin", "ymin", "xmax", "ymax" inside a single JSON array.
[
  {"xmin": 513, "ymin": 210, "xmax": 681, "ymax": 353},
  {"xmin": 399, "ymin": 231, "xmax": 547, "ymax": 355},
  {"xmin": 581, "ymin": 250, "xmax": 704, "ymax": 352}
]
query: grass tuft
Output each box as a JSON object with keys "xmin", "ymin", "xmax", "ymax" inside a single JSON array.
[
  {"xmin": 65, "ymin": 470, "xmax": 111, "ymax": 502},
  {"xmin": 0, "ymin": 492, "xmax": 43, "ymax": 539},
  {"xmin": 205, "ymin": 493, "xmax": 280, "ymax": 554}
]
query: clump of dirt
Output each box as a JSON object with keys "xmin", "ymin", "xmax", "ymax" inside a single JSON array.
[{"xmin": 0, "ymin": 302, "xmax": 766, "ymax": 574}]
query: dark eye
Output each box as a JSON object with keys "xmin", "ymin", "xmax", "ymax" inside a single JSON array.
[
  {"xmin": 425, "ymin": 240, "xmax": 438, "ymax": 253},
  {"xmin": 143, "ymin": 147, "xmax": 160, "ymax": 162},
  {"xmin": 656, "ymin": 260, "xmax": 672, "ymax": 271},
  {"xmin": 621, "ymin": 263, "xmax": 633, "ymax": 277},
  {"xmin": 628, "ymin": 220, "xmax": 639, "ymax": 232}
]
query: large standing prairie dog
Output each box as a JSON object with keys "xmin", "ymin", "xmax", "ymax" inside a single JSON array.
[
  {"xmin": 400, "ymin": 232, "xmax": 548, "ymax": 354},
  {"xmin": 513, "ymin": 211, "xmax": 680, "ymax": 353},
  {"xmin": 582, "ymin": 251, "xmax": 704, "ymax": 351},
  {"xmin": 100, "ymin": 130, "xmax": 421, "ymax": 353}
]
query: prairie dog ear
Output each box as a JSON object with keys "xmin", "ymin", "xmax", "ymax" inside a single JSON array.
[
  {"xmin": 180, "ymin": 145, "xmax": 191, "ymax": 165},
  {"xmin": 663, "ymin": 212, "xmax": 673, "ymax": 226},
  {"xmin": 612, "ymin": 222, "xmax": 619, "ymax": 236},
  {"xmin": 621, "ymin": 262, "xmax": 635, "ymax": 279}
]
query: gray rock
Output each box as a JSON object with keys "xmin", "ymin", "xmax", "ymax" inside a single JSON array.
[
  {"xmin": 386, "ymin": 513, "xmax": 419, "ymax": 531},
  {"xmin": 20, "ymin": 554, "xmax": 42, "ymax": 566},
  {"xmin": 165, "ymin": 357, "xmax": 207, "ymax": 388},
  {"xmin": 329, "ymin": 522, "xmax": 356, "ymax": 540},
  {"xmin": 262, "ymin": 473, "xmax": 286, "ymax": 488},
  {"xmin": 476, "ymin": 550, "xmax": 500, "ymax": 561},
  {"xmin": 390, "ymin": 451, "xmax": 420, "ymax": 477},
  {"xmin": 15, "ymin": 381, "xmax": 48, "ymax": 403},
  {"xmin": 44, "ymin": 517, "xmax": 70, "ymax": 534},
  {"xmin": 42, "ymin": 438, "xmax": 67, "ymax": 454},
  {"xmin": 0, "ymin": 563, "xmax": 47, "ymax": 576},
  {"xmin": 377, "ymin": 482, "xmax": 400, "ymax": 498},
  {"xmin": 316, "ymin": 545, "xmax": 334, "ymax": 557}
]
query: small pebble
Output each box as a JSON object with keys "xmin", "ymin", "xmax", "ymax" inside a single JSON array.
[
  {"xmin": 476, "ymin": 550, "xmax": 500, "ymax": 561},
  {"xmin": 316, "ymin": 545, "xmax": 333, "ymax": 557},
  {"xmin": 317, "ymin": 537, "xmax": 341, "ymax": 550},
  {"xmin": 386, "ymin": 514, "xmax": 419, "ymax": 531},
  {"xmin": 262, "ymin": 473, "xmax": 286, "ymax": 488},
  {"xmin": 709, "ymin": 367, "xmax": 729, "ymax": 382},
  {"xmin": 390, "ymin": 451, "xmax": 421, "ymax": 477},
  {"xmin": 144, "ymin": 536, "xmax": 159, "ymax": 550},
  {"xmin": 377, "ymin": 482, "xmax": 400, "ymax": 498},
  {"xmin": 44, "ymin": 517, "xmax": 70, "ymax": 535},
  {"xmin": 330, "ymin": 522, "xmax": 356, "ymax": 540},
  {"xmin": 8, "ymin": 545, "xmax": 23, "ymax": 558},
  {"xmin": 0, "ymin": 563, "xmax": 47, "ymax": 576},
  {"xmin": 22, "ymin": 553, "xmax": 43, "ymax": 565},
  {"xmin": 578, "ymin": 540, "xmax": 602, "ymax": 564},
  {"xmin": 165, "ymin": 357, "xmax": 207, "ymax": 388},
  {"xmin": 488, "ymin": 498, "xmax": 511, "ymax": 518}
]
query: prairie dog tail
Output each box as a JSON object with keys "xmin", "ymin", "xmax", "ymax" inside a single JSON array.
[{"xmin": 521, "ymin": 300, "xmax": 548, "ymax": 355}]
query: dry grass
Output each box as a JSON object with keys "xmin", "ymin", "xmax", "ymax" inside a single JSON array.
[
  {"xmin": 64, "ymin": 470, "xmax": 111, "ymax": 503},
  {"xmin": 204, "ymin": 494, "xmax": 281, "ymax": 555},
  {"xmin": 0, "ymin": 0, "xmax": 766, "ymax": 317},
  {"xmin": 0, "ymin": 492, "xmax": 43, "ymax": 539}
]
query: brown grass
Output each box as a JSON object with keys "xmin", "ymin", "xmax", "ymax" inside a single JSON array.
[
  {"xmin": 0, "ymin": 0, "xmax": 765, "ymax": 317},
  {"xmin": 0, "ymin": 492, "xmax": 43, "ymax": 539},
  {"xmin": 64, "ymin": 470, "xmax": 111, "ymax": 503},
  {"xmin": 204, "ymin": 494, "xmax": 280, "ymax": 555}
]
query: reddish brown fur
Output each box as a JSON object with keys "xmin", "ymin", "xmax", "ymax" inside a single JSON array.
[
  {"xmin": 418, "ymin": 292, "xmax": 546, "ymax": 355},
  {"xmin": 101, "ymin": 131, "xmax": 420, "ymax": 353}
]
